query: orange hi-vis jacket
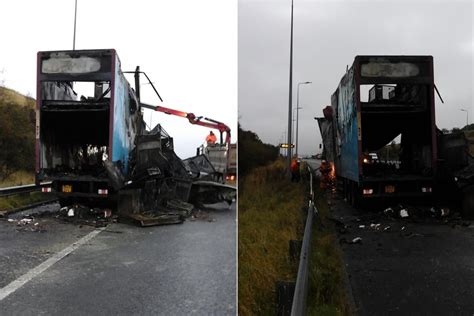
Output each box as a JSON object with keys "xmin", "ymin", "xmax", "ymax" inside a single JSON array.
[
  {"xmin": 290, "ymin": 159, "xmax": 299, "ymax": 172},
  {"xmin": 206, "ymin": 133, "xmax": 217, "ymax": 144}
]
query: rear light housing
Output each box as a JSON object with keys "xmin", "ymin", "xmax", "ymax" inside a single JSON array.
[{"xmin": 363, "ymin": 188, "xmax": 373, "ymax": 195}]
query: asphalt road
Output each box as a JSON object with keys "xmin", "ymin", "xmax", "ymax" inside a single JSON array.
[
  {"xmin": 329, "ymin": 194, "xmax": 474, "ymax": 315},
  {"xmin": 304, "ymin": 158, "xmax": 321, "ymax": 171},
  {"xmin": 0, "ymin": 202, "xmax": 236, "ymax": 315}
]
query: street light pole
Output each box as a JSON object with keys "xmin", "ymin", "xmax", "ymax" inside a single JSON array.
[
  {"xmin": 286, "ymin": 0, "xmax": 294, "ymax": 170},
  {"xmin": 293, "ymin": 108, "xmax": 298, "ymax": 146},
  {"xmin": 296, "ymin": 81, "xmax": 311, "ymax": 157},
  {"xmin": 73, "ymin": 0, "xmax": 78, "ymax": 50},
  {"xmin": 460, "ymin": 108, "xmax": 469, "ymax": 126}
]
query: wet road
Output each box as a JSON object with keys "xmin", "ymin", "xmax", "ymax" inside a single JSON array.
[
  {"xmin": 0, "ymin": 202, "xmax": 236, "ymax": 315},
  {"xmin": 329, "ymin": 194, "xmax": 474, "ymax": 315},
  {"xmin": 304, "ymin": 158, "xmax": 321, "ymax": 172}
]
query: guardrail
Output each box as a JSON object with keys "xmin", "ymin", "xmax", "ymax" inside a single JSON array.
[
  {"xmin": 291, "ymin": 165, "xmax": 318, "ymax": 316},
  {"xmin": 0, "ymin": 183, "xmax": 51, "ymax": 198}
]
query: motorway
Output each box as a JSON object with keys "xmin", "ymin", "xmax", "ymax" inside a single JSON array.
[
  {"xmin": 305, "ymin": 158, "xmax": 474, "ymax": 314},
  {"xmin": 0, "ymin": 202, "xmax": 236, "ymax": 315},
  {"xmin": 330, "ymin": 193, "xmax": 474, "ymax": 315},
  {"xmin": 304, "ymin": 159, "xmax": 321, "ymax": 172}
]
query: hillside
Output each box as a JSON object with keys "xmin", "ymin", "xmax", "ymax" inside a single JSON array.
[
  {"xmin": 0, "ymin": 86, "xmax": 36, "ymax": 183},
  {"xmin": 0, "ymin": 86, "xmax": 35, "ymax": 108}
]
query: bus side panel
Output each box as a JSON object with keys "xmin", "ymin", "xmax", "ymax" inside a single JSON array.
[
  {"xmin": 335, "ymin": 68, "xmax": 359, "ymax": 183},
  {"xmin": 111, "ymin": 55, "xmax": 131, "ymax": 174}
]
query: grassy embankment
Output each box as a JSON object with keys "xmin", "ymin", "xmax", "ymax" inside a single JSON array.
[
  {"xmin": 0, "ymin": 170, "xmax": 35, "ymax": 188},
  {"xmin": 239, "ymin": 158, "xmax": 306, "ymax": 315},
  {"xmin": 0, "ymin": 192, "xmax": 51, "ymax": 213},
  {"xmin": 306, "ymin": 182, "xmax": 352, "ymax": 315},
  {"xmin": 0, "ymin": 86, "xmax": 51, "ymax": 212},
  {"xmin": 0, "ymin": 170, "xmax": 51, "ymax": 214},
  {"xmin": 239, "ymin": 158, "xmax": 351, "ymax": 315}
]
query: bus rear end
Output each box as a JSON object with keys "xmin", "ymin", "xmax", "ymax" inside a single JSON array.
[{"xmin": 36, "ymin": 49, "xmax": 123, "ymax": 206}]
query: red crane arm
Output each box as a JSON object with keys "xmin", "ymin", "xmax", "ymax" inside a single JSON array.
[{"xmin": 140, "ymin": 103, "xmax": 231, "ymax": 144}]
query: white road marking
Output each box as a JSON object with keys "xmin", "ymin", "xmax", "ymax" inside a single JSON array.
[{"xmin": 0, "ymin": 227, "xmax": 105, "ymax": 301}]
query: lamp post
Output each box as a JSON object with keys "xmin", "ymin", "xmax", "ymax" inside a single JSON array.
[
  {"xmin": 295, "ymin": 81, "xmax": 311, "ymax": 157},
  {"xmin": 292, "ymin": 107, "xmax": 298, "ymax": 145},
  {"xmin": 286, "ymin": 0, "xmax": 294, "ymax": 170},
  {"xmin": 460, "ymin": 108, "xmax": 469, "ymax": 126},
  {"xmin": 73, "ymin": 0, "xmax": 78, "ymax": 50}
]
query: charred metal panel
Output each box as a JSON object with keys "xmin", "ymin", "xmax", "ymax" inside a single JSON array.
[
  {"xmin": 183, "ymin": 154, "xmax": 216, "ymax": 180},
  {"xmin": 42, "ymin": 56, "xmax": 101, "ymax": 74},
  {"xmin": 356, "ymin": 56, "xmax": 433, "ymax": 85},
  {"xmin": 361, "ymin": 62, "xmax": 419, "ymax": 78},
  {"xmin": 316, "ymin": 117, "xmax": 335, "ymax": 163},
  {"xmin": 39, "ymin": 50, "xmax": 113, "ymax": 82}
]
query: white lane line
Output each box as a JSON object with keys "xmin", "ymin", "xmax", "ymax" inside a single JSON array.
[{"xmin": 0, "ymin": 227, "xmax": 105, "ymax": 301}]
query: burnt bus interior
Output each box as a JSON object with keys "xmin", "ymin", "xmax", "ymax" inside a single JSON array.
[
  {"xmin": 359, "ymin": 82, "xmax": 434, "ymax": 177},
  {"xmin": 39, "ymin": 80, "xmax": 112, "ymax": 178}
]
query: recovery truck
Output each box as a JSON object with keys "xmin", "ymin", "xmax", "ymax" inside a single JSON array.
[
  {"xmin": 140, "ymin": 103, "xmax": 236, "ymax": 184},
  {"xmin": 36, "ymin": 49, "xmax": 234, "ymax": 224},
  {"xmin": 317, "ymin": 56, "xmax": 437, "ymax": 206}
]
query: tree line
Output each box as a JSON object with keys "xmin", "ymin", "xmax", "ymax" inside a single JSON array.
[
  {"xmin": 0, "ymin": 87, "xmax": 35, "ymax": 180},
  {"xmin": 238, "ymin": 125, "xmax": 279, "ymax": 176}
]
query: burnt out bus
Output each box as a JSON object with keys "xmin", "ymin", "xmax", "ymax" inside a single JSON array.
[
  {"xmin": 317, "ymin": 56, "xmax": 437, "ymax": 205},
  {"xmin": 36, "ymin": 49, "xmax": 143, "ymax": 206}
]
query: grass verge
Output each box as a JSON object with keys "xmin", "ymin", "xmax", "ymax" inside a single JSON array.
[
  {"xmin": 0, "ymin": 192, "xmax": 53, "ymax": 214},
  {"xmin": 0, "ymin": 170, "xmax": 35, "ymax": 188},
  {"xmin": 306, "ymin": 182, "xmax": 352, "ymax": 315},
  {"xmin": 238, "ymin": 159, "xmax": 307, "ymax": 315}
]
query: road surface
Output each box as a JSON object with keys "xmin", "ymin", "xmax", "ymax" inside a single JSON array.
[
  {"xmin": 0, "ymin": 202, "xmax": 236, "ymax": 315},
  {"xmin": 328, "ymin": 194, "xmax": 474, "ymax": 315},
  {"xmin": 304, "ymin": 158, "xmax": 321, "ymax": 172}
]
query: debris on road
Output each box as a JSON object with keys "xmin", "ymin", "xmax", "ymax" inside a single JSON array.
[
  {"xmin": 399, "ymin": 208, "xmax": 409, "ymax": 218},
  {"xmin": 189, "ymin": 209, "xmax": 216, "ymax": 222},
  {"xmin": 370, "ymin": 223, "xmax": 382, "ymax": 230},
  {"xmin": 340, "ymin": 236, "xmax": 363, "ymax": 245},
  {"xmin": 6, "ymin": 215, "xmax": 47, "ymax": 233},
  {"xmin": 57, "ymin": 204, "xmax": 117, "ymax": 227},
  {"xmin": 384, "ymin": 207, "xmax": 394, "ymax": 216}
]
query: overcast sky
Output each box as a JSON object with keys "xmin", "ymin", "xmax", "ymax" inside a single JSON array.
[
  {"xmin": 0, "ymin": 0, "xmax": 237, "ymax": 159},
  {"xmin": 239, "ymin": 0, "xmax": 473, "ymax": 156}
]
